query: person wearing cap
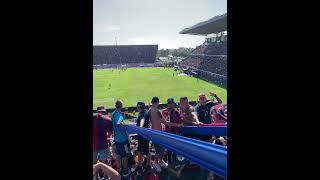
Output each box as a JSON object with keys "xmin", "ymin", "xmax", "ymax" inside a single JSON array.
[
  {"xmin": 146, "ymin": 96, "xmax": 182, "ymax": 172},
  {"xmin": 162, "ymin": 97, "xmax": 182, "ymax": 164},
  {"xmin": 93, "ymin": 106, "xmax": 113, "ymax": 164},
  {"xmin": 194, "ymin": 92, "xmax": 222, "ymax": 180},
  {"xmin": 162, "ymin": 97, "xmax": 182, "ymax": 135},
  {"xmin": 111, "ymin": 100, "xmax": 131, "ymax": 176},
  {"xmin": 135, "ymin": 102, "xmax": 150, "ymax": 168},
  {"xmin": 211, "ymin": 105, "xmax": 227, "ymax": 123},
  {"xmin": 194, "ymin": 92, "xmax": 223, "ymax": 141}
]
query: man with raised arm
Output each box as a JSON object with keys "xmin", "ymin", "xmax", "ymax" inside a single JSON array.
[
  {"xmin": 194, "ymin": 92, "xmax": 223, "ymax": 180},
  {"xmin": 194, "ymin": 92, "xmax": 223, "ymax": 142}
]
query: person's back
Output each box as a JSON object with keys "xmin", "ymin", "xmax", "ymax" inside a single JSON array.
[
  {"xmin": 111, "ymin": 100, "xmax": 131, "ymax": 176},
  {"xmin": 148, "ymin": 107, "xmax": 163, "ymax": 131},
  {"xmin": 93, "ymin": 108, "xmax": 112, "ymax": 163},
  {"xmin": 112, "ymin": 110, "xmax": 127, "ymax": 143},
  {"xmin": 93, "ymin": 113, "xmax": 109, "ymax": 152},
  {"xmin": 136, "ymin": 109, "xmax": 149, "ymax": 128}
]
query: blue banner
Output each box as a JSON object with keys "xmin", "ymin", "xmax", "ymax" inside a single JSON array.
[
  {"xmin": 181, "ymin": 126, "xmax": 227, "ymax": 136},
  {"xmin": 125, "ymin": 125, "xmax": 227, "ymax": 178}
]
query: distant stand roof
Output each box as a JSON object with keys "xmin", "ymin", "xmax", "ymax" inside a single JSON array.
[{"xmin": 179, "ymin": 13, "xmax": 227, "ymax": 35}]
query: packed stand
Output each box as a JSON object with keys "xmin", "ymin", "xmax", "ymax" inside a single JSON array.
[
  {"xmin": 93, "ymin": 45, "xmax": 158, "ymax": 65},
  {"xmin": 93, "ymin": 92, "xmax": 227, "ymax": 180},
  {"xmin": 199, "ymin": 56, "xmax": 227, "ymax": 76},
  {"xmin": 179, "ymin": 39, "xmax": 227, "ymax": 86},
  {"xmin": 180, "ymin": 55, "xmax": 226, "ymax": 76},
  {"xmin": 191, "ymin": 41, "xmax": 227, "ymax": 56},
  {"xmin": 93, "ymin": 63, "xmax": 155, "ymax": 70},
  {"xmin": 197, "ymin": 71, "xmax": 227, "ymax": 88},
  {"xmin": 178, "ymin": 57, "xmax": 203, "ymax": 68}
]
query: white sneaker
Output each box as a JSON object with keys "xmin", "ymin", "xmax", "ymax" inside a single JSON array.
[
  {"xmin": 159, "ymin": 160, "xmax": 168, "ymax": 168},
  {"xmin": 152, "ymin": 162, "xmax": 162, "ymax": 172}
]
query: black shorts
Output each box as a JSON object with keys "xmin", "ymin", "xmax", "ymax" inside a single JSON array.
[
  {"xmin": 198, "ymin": 135, "xmax": 212, "ymax": 142},
  {"xmin": 213, "ymin": 174, "xmax": 226, "ymax": 180},
  {"xmin": 115, "ymin": 141, "xmax": 131, "ymax": 157},
  {"xmin": 154, "ymin": 143, "xmax": 165, "ymax": 156},
  {"xmin": 179, "ymin": 166, "xmax": 201, "ymax": 180},
  {"xmin": 181, "ymin": 133, "xmax": 198, "ymax": 140},
  {"xmin": 137, "ymin": 136, "xmax": 150, "ymax": 155}
]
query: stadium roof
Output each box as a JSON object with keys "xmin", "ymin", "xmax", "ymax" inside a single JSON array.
[{"xmin": 179, "ymin": 13, "xmax": 227, "ymax": 35}]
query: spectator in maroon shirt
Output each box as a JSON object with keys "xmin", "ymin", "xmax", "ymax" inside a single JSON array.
[
  {"xmin": 211, "ymin": 105, "xmax": 227, "ymax": 123},
  {"xmin": 93, "ymin": 106, "xmax": 113, "ymax": 164},
  {"xmin": 162, "ymin": 97, "xmax": 182, "ymax": 135},
  {"xmin": 162, "ymin": 97, "xmax": 182, "ymax": 164}
]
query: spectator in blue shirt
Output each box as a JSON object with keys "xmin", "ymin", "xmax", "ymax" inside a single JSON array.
[
  {"xmin": 112, "ymin": 100, "xmax": 131, "ymax": 176},
  {"xmin": 194, "ymin": 92, "xmax": 222, "ymax": 143}
]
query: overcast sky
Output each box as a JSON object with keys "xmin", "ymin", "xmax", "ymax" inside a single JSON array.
[{"xmin": 93, "ymin": 0, "xmax": 227, "ymax": 49}]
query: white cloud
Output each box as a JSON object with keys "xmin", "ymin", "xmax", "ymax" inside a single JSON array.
[{"xmin": 96, "ymin": 24, "xmax": 120, "ymax": 32}]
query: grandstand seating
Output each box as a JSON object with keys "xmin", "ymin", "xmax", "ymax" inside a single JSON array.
[
  {"xmin": 93, "ymin": 45, "xmax": 158, "ymax": 65},
  {"xmin": 191, "ymin": 41, "xmax": 227, "ymax": 55},
  {"xmin": 179, "ymin": 41, "xmax": 227, "ymax": 88},
  {"xmin": 199, "ymin": 56, "xmax": 227, "ymax": 76},
  {"xmin": 179, "ymin": 57, "xmax": 203, "ymax": 68},
  {"xmin": 181, "ymin": 55, "xmax": 226, "ymax": 77}
]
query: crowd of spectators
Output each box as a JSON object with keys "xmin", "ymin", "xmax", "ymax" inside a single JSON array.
[
  {"xmin": 93, "ymin": 45, "xmax": 158, "ymax": 65},
  {"xmin": 93, "ymin": 92, "xmax": 227, "ymax": 180},
  {"xmin": 198, "ymin": 56, "xmax": 227, "ymax": 76},
  {"xmin": 93, "ymin": 63, "xmax": 156, "ymax": 69},
  {"xmin": 191, "ymin": 41, "xmax": 227, "ymax": 56},
  {"xmin": 197, "ymin": 71, "xmax": 227, "ymax": 88},
  {"xmin": 179, "ymin": 55, "xmax": 227, "ymax": 87},
  {"xmin": 178, "ymin": 41, "xmax": 227, "ymax": 88},
  {"xmin": 180, "ymin": 55, "xmax": 227, "ymax": 76},
  {"xmin": 178, "ymin": 57, "xmax": 203, "ymax": 68}
]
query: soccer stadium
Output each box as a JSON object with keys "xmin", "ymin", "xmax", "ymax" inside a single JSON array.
[{"xmin": 93, "ymin": 13, "xmax": 227, "ymax": 180}]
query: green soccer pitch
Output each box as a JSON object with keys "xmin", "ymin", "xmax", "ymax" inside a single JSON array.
[{"xmin": 93, "ymin": 67, "xmax": 227, "ymax": 109}]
